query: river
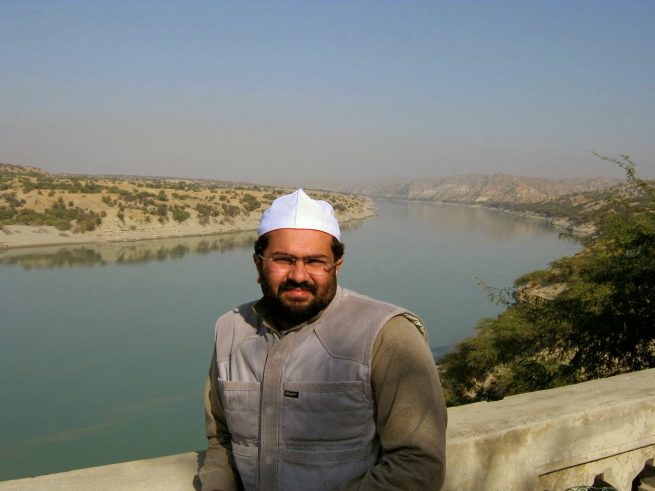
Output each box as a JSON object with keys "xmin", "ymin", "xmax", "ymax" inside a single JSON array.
[{"xmin": 0, "ymin": 199, "xmax": 580, "ymax": 480}]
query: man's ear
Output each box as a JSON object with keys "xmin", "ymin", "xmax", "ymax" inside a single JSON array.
[
  {"xmin": 254, "ymin": 254, "xmax": 263, "ymax": 283},
  {"xmin": 335, "ymin": 259, "xmax": 343, "ymax": 274}
]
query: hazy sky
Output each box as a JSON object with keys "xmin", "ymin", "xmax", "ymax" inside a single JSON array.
[{"xmin": 2, "ymin": 1, "xmax": 654, "ymax": 184}]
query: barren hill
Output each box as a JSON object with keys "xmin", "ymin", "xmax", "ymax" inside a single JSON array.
[
  {"xmin": 310, "ymin": 174, "xmax": 621, "ymax": 205},
  {"xmin": 0, "ymin": 164, "xmax": 373, "ymax": 249}
]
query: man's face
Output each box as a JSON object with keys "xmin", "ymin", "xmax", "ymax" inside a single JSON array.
[{"xmin": 255, "ymin": 228, "xmax": 341, "ymax": 328}]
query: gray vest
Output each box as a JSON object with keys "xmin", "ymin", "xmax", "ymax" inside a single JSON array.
[{"xmin": 213, "ymin": 287, "xmax": 426, "ymax": 491}]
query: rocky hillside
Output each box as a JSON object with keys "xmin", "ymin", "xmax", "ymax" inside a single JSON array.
[
  {"xmin": 0, "ymin": 164, "xmax": 373, "ymax": 246},
  {"xmin": 501, "ymin": 181, "xmax": 650, "ymax": 227},
  {"xmin": 310, "ymin": 173, "xmax": 641, "ymax": 234},
  {"xmin": 311, "ymin": 174, "xmax": 621, "ymax": 205}
]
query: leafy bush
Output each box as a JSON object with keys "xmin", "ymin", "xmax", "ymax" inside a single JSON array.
[
  {"xmin": 440, "ymin": 156, "xmax": 655, "ymax": 406},
  {"xmin": 221, "ymin": 203, "xmax": 241, "ymax": 217},
  {"xmin": 172, "ymin": 207, "xmax": 190, "ymax": 223},
  {"xmin": 195, "ymin": 203, "xmax": 219, "ymax": 225},
  {"xmin": 0, "ymin": 205, "xmax": 15, "ymax": 221},
  {"xmin": 2, "ymin": 193, "xmax": 24, "ymax": 208},
  {"xmin": 240, "ymin": 193, "xmax": 260, "ymax": 212},
  {"xmin": 5, "ymin": 198, "xmax": 102, "ymax": 232}
]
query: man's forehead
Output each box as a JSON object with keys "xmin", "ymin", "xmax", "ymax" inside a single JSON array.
[{"xmin": 265, "ymin": 228, "xmax": 334, "ymax": 251}]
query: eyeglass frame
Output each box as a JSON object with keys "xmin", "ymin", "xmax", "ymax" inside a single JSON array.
[{"xmin": 256, "ymin": 254, "xmax": 340, "ymax": 275}]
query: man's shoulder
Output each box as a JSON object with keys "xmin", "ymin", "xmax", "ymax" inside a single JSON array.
[
  {"xmin": 336, "ymin": 287, "xmax": 411, "ymax": 319},
  {"xmin": 214, "ymin": 299, "xmax": 262, "ymax": 334},
  {"xmin": 213, "ymin": 300, "xmax": 263, "ymax": 361},
  {"xmin": 313, "ymin": 288, "xmax": 413, "ymax": 364},
  {"xmin": 339, "ymin": 287, "xmax": 399, "ymax": 308},
  {"xmin": 216, "ymin": 299, "xmax": 258, "ymax": 321},
  {"xmin": 335, "ymin": 288, "xmax": 429, "ymax": 344}
]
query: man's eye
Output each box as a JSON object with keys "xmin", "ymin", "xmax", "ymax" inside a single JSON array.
[
  {"xmin": 272, "ymin": 256, "xmax": 295, "ymax": 265},
  {"xmin": 305, "ymin": 258, "xmax": 327, "ymax": 267}
]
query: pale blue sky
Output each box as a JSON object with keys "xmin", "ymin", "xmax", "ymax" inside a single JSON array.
[{"xmin": 1, "ymin": 0, "xmax": 654, "ymax": 183}]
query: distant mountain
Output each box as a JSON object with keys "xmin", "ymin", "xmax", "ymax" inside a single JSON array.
[{"xmin": 310, "ymin": 174, "xmax": 621, "ymax": 205}]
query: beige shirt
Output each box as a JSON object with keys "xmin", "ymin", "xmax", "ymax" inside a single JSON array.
[{"xmin": 200, "ymin": 314, "xmax": 447, "ymax": 491}]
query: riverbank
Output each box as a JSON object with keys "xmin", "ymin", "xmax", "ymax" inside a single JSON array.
[
  {"xmin": 473, "ymin": 204, "xmax": 597, "ymax": 236},
  {"xmin": 0, "ymin": 165, "xmax": 377, "ymax": 250},
  {"xmin": 2, "ymin": 194, "xmax": 595, "ymax": 251},
  {"xmin": 0, "ymin": 206, "xmax": 375, "ymax": 250},
  {"xmin": 378, "ymin": 197, "xmax": 596, "ymax": 237},
  {"xmin": 0, "ymin": 221, "xmax": 259, "ymax": 250}
]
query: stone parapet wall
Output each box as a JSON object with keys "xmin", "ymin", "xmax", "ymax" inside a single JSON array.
[
  {"xmin": 2, "ymin": 368, "xmax": 654, "ymax": 491},
  {"xmin": 445, "ymin": 368, "xmax": 655, "ymax": 490}
]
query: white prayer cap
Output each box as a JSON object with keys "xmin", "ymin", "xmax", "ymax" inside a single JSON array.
[{"xmin": 257, "ymin": 189, "xmax": 341, "ymax": 241}]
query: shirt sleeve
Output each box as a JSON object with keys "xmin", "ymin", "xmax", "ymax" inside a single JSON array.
[
  {"xmin": 341, "ymin": 315, "xmax": 448, "ymax": 490},
  {"xmin": 198, "ymin": 348, "xmax": 243, "ymax": 491}
]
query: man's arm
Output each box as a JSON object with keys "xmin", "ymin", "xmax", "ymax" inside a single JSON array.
[
  {"xmin": 341, "ymin": 315, "xmax": 448, "ymax": 490},
  {"xmin": 198, "ymin": 349, "xmax": 242, "ymax": 491}
]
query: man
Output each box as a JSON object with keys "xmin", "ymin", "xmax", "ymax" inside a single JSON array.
[{"xmin": 200, "ymin": 189, "xmax": 447, "ymax": 491}]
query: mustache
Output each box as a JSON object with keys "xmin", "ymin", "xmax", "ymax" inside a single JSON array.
[{"xmin": 279, "ymin": 280, "xmax": 317, "ymax": 294}]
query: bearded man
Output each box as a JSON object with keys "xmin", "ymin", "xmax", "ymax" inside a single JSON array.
[{"xmin": 199, "ymin": 189, "xmax": 447, "ymax": 491}]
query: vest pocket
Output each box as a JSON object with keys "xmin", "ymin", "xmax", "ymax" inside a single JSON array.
[
  {"xmin": 281, "ymin": 380, "xmax": 370, "ymax": 445},
  {"xmin": 217, "ymin": 378, "xmax": 261, "ymax": 443},
  {"xmin": 280, "ymin": 446, "xmax": 373, "ymax": 491},
  {"xmin": 232, "ymin": 441, "xmax": 259, "ymax": 491}
]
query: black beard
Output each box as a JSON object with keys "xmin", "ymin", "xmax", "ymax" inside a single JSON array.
[{"xmin": 260, "ymin": 276, "xmax": 337, "ymax": 327}]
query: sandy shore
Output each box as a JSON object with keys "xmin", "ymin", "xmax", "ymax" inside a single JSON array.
[
  {"xmin": 0, "ymin": 207, "xmax": 376, "ymax": 250},
  {"xmin": 0, "ymin": 220, "xmax": 259, "ymax": 250}
]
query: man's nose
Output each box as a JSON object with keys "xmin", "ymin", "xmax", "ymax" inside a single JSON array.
[{"xmin": 287, "ymin": 259, "xmax": 310, "ymax": 282}]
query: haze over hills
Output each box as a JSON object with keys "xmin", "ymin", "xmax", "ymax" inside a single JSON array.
[
  {"xmin": 306, "ymin": 174, "xmax": 622, "ymax": 205},
  {"xmin": 4, "ymin": 161, "xmax": 645, "ymax": 244},
  {"xmin": 3, "ymin": 162, "xmax": 621, "ymax": 205}
]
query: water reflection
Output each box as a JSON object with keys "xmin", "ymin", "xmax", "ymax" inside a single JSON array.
[
  {"xmin": 0, "ymin": 231, "xmax": 258, "ymax": 269},
  {"xmin": 387, "ymin": 200, "xmax": 556, "ymax": 239},
  {"xmin": 0, "ymin": 218, "xmax": 368, "ymax": 269}
]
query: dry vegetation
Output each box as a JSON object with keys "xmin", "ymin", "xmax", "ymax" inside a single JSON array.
[{"xmin": 0, "ymin": 164, "xmax": 373, "ymax": 247}]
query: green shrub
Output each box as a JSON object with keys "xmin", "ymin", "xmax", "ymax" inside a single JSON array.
[
  {"xmin": 221, "ymin": 203, "xmax": 241, "ymax": 217},
  {"xmin": 240, "ymin": 193, "xmax": 260, "ymax": 212},
  {"xmin": 172, "ymin": 208, "xmax": 191, "ymax": 223},
  {"xmin": 439, "ymin": 156, "xmax": 655, "ymax": 406},
  {"xmin": 0, "ymin": 205, "xmax": 16, "ymax": 222}
]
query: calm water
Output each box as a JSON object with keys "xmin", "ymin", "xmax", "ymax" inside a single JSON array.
[{"xmin": 0, "ymin": 200, "xmax": 580, "ymax": 480}]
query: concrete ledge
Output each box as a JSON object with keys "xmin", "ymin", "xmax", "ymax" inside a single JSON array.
[
  {"xmin": 445, "ymin": 368, "xmax": 655, "ymax": 490},
  {"xmin": 2, "ymin": 368, "xmax": 655, "ymax": 490},
  {"xmin": 0, "ymin": 453, "xmax": 204, "ymax": 491}
]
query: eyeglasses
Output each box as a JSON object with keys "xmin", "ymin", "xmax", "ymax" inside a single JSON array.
[{"xmin": 257, "ymin": 254, "xmax": 338, "ymax": 275}]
